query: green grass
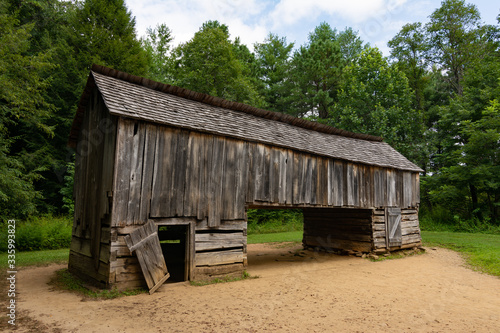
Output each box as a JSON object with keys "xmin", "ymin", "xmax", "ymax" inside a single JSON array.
[
  {"xmin": 422, "ymin": 231, "xmax": 500, "ymax": 276},
  {"xmin": 0, "ymin": 248, "xmax": 69, "ymax": 269},
  {"xmin": 247, "ymin": 230, "xmax": 302, "ymax": 244}
]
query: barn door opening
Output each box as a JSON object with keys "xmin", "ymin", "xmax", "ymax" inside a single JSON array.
[{"xmin": 158, "ymin": 224, "xmax": 190, "ymax": 282}]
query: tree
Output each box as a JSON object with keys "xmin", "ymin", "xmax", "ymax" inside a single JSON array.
[
  {"xmin": 0, "ymin": 2, "xmax": 55, "ymax": 220},
  {"xmin": 142, "ymin": 23, "xmax": 174, "ymax": 83},
  {"xmin": 337, "ymin": 27, "xmax": 368, "ymax": 65},
  {"xmin": 253, "ymin": 33, "xmax": 294, "ymax": 112},
  {"xmin": 170, "ymin": 20, "xmax": 262, "ymax": 106},
  {"xmin": 425, "ymin": 0, "xmax": 494, "ymax": 96},
  {"xmin": 69, "ymin": 0, "xmax": 148, "ymax": 78},
  {"xmin": 329, "ymin": 47, "xmax": 424, "ymax": 162},
  {"xmin": 423, "ymin": 44, "xmax": 500, "ymax": 221},
  {"xmin": 288, "ymin": 22, "xmax": 343, "ymax": 119},
  {"xmin": 2, "ymin": 0, "xmax": 150, "ymax": 215},
  {"xmin": 388, "ymin": 22, "xmax": 429, "ymax": 111}
]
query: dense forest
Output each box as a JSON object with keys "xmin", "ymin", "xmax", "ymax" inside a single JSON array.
[{"xmin": 1, "ymin": 0, "xmax": 499, "ymax": 226}]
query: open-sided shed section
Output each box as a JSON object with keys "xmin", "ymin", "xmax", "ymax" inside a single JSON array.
[{"xmin": 68, "ymin": 65, "xmax": 423, "ymax": 290}]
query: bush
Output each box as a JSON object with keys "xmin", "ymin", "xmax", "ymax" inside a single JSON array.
[
  {"xmin": 0, "ymin": 215, "xmax": 72, "ymax": 252},
  {"xmin": 419, "ymin": 206, "xmax": 500, "ymax": 234},
  {"xmin": 247, "ymin": 209, "xmax": 303, "ymax": 234}
]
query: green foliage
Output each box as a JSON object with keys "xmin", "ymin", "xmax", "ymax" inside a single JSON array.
[
  {"xmin": 0, "ymin": 2, "xmax": 55, "ymax": 221},
  {"xmin": 422, "ymin": 231, "xmax": 500, "ymax": 276},
  {"xmin": 171, "ymin": 20, "xmax": 263, "ymax": 106},
  {"xmin": 388, "ymin": 22, "xmax": 429, "ymax": 111},
  {"xmin": 253, "ymin": 33, "xmax": 294, "ymax": 112},
  {"xmin": 59, "ymin": 160, "xmax": 75, "ymax": 216},
  {"xmin": 288, "ymin": 22, "xmax": 343, "ymax": 119},
  {"xmin": 247, "ymin": 209, "xmax": 303, "ymax": 234},
  {"xmin": 421, "ymin": 56, "xmax": 500, "ymax": 222},
  {"xmin": 1, "ymin": 0, "xmax": 498, "ymax": 234},
  {"xmin": 70, "ymin": 0, "xmax": 148, "ymax": 77},
  {"xmin": 425, "ymin": 0, "xmax": 491, "ymax": 95},
  {"xmin": 0, "ymin": 216, "xmax": 72, "ymax": 252},
  {"xmin": 142, "ymin": 23, "xmax": 174, "ymax": 82},
  {"xmin": 329, "ymin": 47, "xmax": 424, "ymax": 162},
  {"xmin": 420, "ymin": 206, "xmax": 500, "ymax": 234}
]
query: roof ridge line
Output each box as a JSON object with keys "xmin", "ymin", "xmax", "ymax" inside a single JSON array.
[{"xmin": 90, "ymin": 64, "xmax": 384, "ymax": 143}]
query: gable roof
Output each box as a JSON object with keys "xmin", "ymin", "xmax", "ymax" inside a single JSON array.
[{"xmin": 69, "ymin": 65, "xmax": 423, "ymax": 172}]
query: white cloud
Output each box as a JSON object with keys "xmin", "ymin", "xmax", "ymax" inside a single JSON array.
[
  {"xmin": 126, "ymin": 0, "xmax": 269, "ymax": 48},
  {"xmin": 268, "ymin": 0, "xmax": 408, "ymax": 28},
  {"xmin": 125, "ymin": 0, "xmax": 413, "ymax": 54}
]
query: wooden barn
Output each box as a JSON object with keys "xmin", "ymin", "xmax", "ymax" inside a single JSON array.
[{"xmin": 68, "ymin": 64, "xmax": 423, "ymax": 292}]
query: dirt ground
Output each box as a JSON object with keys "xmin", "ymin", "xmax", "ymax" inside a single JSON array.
[{"xmin": 8, "ymin": 244, "xmax": 500, "ymax": 332}]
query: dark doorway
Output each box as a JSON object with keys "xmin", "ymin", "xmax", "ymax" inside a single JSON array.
[{"xmin": 158, "ymin": 225, "xmax": 189, "ymax": 282}]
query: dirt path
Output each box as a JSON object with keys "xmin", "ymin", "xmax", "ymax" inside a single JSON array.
[{"xmin": 11, "ymin": 244, "xmax": 500, "ymax": 332}]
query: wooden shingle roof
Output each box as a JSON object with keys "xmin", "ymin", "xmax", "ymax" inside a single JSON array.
[{"xmin": 69, "ymin": 65, "xmax": 423, "ymax": 172}]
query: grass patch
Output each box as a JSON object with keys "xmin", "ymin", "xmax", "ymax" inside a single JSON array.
[
  {"xmin": 369, "ymin": 248, "xmax": 426, "ymax": 262},
  {"xmin": 50, "ymin": 268, "xmax": 146, "ymax": 299},
  {"xmin": 0, "ymin": 215, "xmax": 72, "ymax": 252},
  {"xmin": 247, "ymin": 231, "xmax": 302, "ymax": 244},
  {"xmin": 0, "ymin": 248, "xmax": 69, "ymax": 269},
  {"xmin": 422, "ymin": 231, "xmax": 500, "ymax": 276},
  {"xmin": 190, "ymin": 270, "xmax": 258, "ymax": 286}
]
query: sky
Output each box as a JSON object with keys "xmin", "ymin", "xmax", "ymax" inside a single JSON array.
[{"xmin": 124, "ymin": 0, "xmax": 499, "ymax": 56}]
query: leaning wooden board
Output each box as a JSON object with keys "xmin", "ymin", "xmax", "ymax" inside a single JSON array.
[{"xmin": 124, "ymin": 221, "xmax": 170, "ymax": 294}]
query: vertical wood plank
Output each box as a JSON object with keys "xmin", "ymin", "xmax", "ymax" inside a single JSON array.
[
  {"xmin": 278, "ymin": 149, "xmax": 287, "ymax": 204},
  {"xmin": 197, "ymin": 133, "xmax": 211, "ymax": 220},
  {"xmin": 333, "ymin": 160, "xmax": 343, "ymax": 206},
  {"xmin": 127, "ymin": 121, "xmax": 146, "ymax": 224},
  {"xmin": 319, "ymin": 157, "xmax": 329, "ymax": 206},
  {"xmin": 292, "ymin": 151, "xmax": 301, "ymax": 204},
  {"xmin": 403, "ymin": 171, "xmax": 412, "ymax": 208},
  {"xmin": 246, "ymin": 143, "xmax": 255, "ymax": 203},
  {"xmin": 139, "ymin": 124, "xmax": 157, "ymax": 222},
  {"xmin": 270, "ymin": 149, "xmax": 280, "ymax": 203},
  {"xmin": 285, "ymin": 149, "xmax": 293, "ymax": 204},
  {"xmin": 263, "ymin": 146, "xmax": 271, "ymax": 202},
  {"xmin": 172, "ymin": 130, "xmax": 189, "ymax": 216},
  {"xmin": 222, "ymin": 139, "xmax": 236, "ymax": 220},
  {"xmin": 310, "ymin": 156, "xmax": 318, "ymax": 205},
  {"xmin": 112, "ymin": 118, "xmax": 134, "ymax": 226},
  {"xmin": 207, "ymin": 136, "xmax": 225, "ymax": 227},
  {"xmin": 183, "ymin": 132, "xmax": 202, "ymax": 217},
  {"xmin": 342, "ymin": 161, "xmax": 348, "ymax": 207},
  {"xmin": 327, "ymin": 159, "xmax": 333, "ymax": 206},
  {"xmin": 358, "ymin": 165, "xmax": 366, "ymax": 208},
  {"xmin": 387, "ymin": 169, "xmax": 396, "ymax": 207},
  {"xmin": 253, "ymin": 143, "xmax": 265, "ymax": 202},
  {"xmin": 234, "ymin": 141, "xmax": 248, "ymax": 219}
]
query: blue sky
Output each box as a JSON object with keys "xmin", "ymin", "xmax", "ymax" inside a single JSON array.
[{"xmin": 125, "ymin": 0, "xmax": 499, "ymax": 56}]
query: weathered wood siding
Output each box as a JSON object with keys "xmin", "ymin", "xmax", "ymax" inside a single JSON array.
[
  {"xmin": 111, "ymin": 121, "xmax": 420, "ymax": 228},
  {"xmin": 75, "ymin": 115, "xmax": 421, "ymax": 289},
  {"xmin": 302, "ymin": 208, "xmax": 374, "ymax": 252},
  {"xmin": 372, "ymin": 208, "xmax": 421, "ymax": 252},
  {"xmin": 69, "ymin": 87, "xmax": 116, "ymax": 286}
]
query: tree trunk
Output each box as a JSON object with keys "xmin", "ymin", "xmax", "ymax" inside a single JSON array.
[{"xmin": 469, "ymin": 183, "xmax": 479, "ymax": 218}]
